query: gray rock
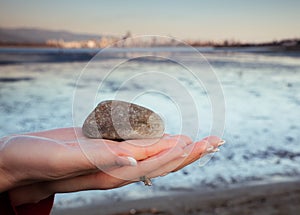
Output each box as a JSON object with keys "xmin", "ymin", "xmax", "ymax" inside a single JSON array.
[{"xmin": 82, "ymin": 100, "xmax": 164, "ymax": 140}]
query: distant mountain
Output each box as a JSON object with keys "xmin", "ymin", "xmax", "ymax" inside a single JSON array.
[{"xmin": 0, "ymin": 27, "xmax": 103, "ymax": 43}]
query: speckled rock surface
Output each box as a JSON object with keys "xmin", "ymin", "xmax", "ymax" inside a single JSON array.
[{"xmin": 82, "ymin": 100, "xmax": 165, "ymax": 140}]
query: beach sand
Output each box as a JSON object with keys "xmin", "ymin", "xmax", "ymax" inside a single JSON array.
[{"xmin": 51, "ymin": 180, "xmax": 300, "ymax": 215}]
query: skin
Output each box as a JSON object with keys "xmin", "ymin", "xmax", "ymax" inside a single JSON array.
[{"xmin": 0, "ymin": 127, "xmax": 223, "ymax": 206}]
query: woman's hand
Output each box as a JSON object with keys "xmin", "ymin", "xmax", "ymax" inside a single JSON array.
[
  {"xmin": 0, "ymin": 127, "xmax": 191, "ymax": 191},
  {"xmin": 0, "ymin": 127, "xmax": 224, "ymax": 206}
]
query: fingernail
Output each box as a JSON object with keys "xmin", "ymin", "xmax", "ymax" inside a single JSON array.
[
  {"xmin": 206, "ymin": 146, "xmax": 214, "ymax": 152},
  {"xmin": 212, "ymin": 148, "xmax": 220, "ymax": 152},
  {"xmin": 127, "ymin": 157, "xmax": 137, "ymax": 166},
  {"xmin": 218, "ymin": 140, "xmax": 226, "ymax": 146},
  {"xmin": 181, "ymin": 152, "xmax": 188, "ymax": 158}
]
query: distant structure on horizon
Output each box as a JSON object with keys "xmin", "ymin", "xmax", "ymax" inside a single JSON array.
[
  {"xmin": 45, "ymin": 32, "xmax": 182, "ymax": 48},
  {"xmin": 46, "ymin": 36, "xmax": 117, "ymax": 49},
  {"xmin": 0, "ymin": 27, "xmax": 299, "ymax": 50}
]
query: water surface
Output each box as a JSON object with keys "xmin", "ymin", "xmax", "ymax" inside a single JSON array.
[{"xmin": 0, "ymin": 47, "xmax": 299, "ymax": 208}]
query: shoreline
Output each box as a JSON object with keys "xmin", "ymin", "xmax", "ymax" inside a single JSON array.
[
  {"xmin": 51, "ymin": 179, "xmax": 300, "ymax": 215},
  {"xmin": 1, "ymin": 46, "xmax": 300, "ymax": 66}
]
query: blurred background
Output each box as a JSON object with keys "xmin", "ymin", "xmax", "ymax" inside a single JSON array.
[{"xmin": 1, "ymin": 0, "xmax": 300, "ymax": 214}]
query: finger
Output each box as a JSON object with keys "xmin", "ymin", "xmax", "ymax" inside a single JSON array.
[
  {"xmin": 172, "ymin": 136, "xmax": 225, "ymax": 172},
  {"xmin": 83, "ymin": 145, "xmax": 185, "ymax": 188},
  {"xmin": 51, "ymin": 140, "xmax": 136, "ymax": 179},
  {"xmin": 202, "ymin": 136, "xmax": 225, "ymax": 149},
  {"xmin": 69, "ymin": 134, "xmax": 191, "ymax": 172},
  {"xmin": 146, "ymin": 140, "xmax": 213, "ymax": 178},
  {"xmin": 147, "ymin": 136, "xmax": 224, "ymax": 176},
  {"xmin": 118, "ymin": 135, "xmax": 192, "ymax": 160},
  {"xmin": 44, "ymin": 144, "xmax": 184, "ymax": 191},
  {"xmin": 107, "ymin": 146, "xmax": 184, "ymax": 182},
  {"xmin": 146, "ymin": 155, "xmax": 187, "ymax": 179}
]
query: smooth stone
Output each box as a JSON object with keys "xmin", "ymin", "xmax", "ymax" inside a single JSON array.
[{"xmin": 82, "ymin": 100, "xmax": 165, "ymax": 140}]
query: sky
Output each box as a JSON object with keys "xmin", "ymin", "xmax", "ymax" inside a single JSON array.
[{"xmin": 0, "ymin": 0, "xmax": 300, "ymax": 42}]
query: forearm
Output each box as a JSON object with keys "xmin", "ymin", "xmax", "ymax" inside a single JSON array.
[
  {"xmin": 0, "ymin": 136, "xmax": 15, "ymax": 192},
  {"xmin": 0, "ymin": 134, "xmax": 63, "ymax": 192}
]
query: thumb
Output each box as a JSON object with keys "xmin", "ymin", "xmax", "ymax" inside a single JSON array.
[{"xmin": 115, "ymin": 156, "xmax": 137, "ymax": 167}]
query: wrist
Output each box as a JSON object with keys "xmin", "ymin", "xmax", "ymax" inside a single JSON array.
[
  {"xmin": 0, "ymin": 167, "xmax": 13, "ymax": 192},
  {"xmin": 8, "ymin": 182, "xmax": 53, "ymax": 206}
]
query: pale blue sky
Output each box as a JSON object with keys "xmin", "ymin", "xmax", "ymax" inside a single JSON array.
[{"xmin": 0, "ymin": 0, "xmax": 299, "ymax": 42}]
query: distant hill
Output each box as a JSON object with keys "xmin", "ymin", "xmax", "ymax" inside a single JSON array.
[{"xmin": 0, "ymin": 27, "xmax": 103, "ymax": 43}]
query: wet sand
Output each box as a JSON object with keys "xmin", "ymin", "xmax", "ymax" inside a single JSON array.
[{"xmin": 51, "ymin": 180, "xmax": 300, "ymax": 215}]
